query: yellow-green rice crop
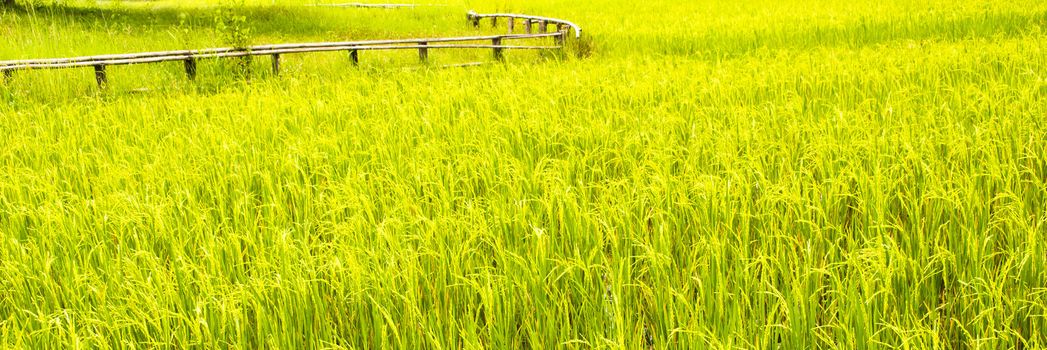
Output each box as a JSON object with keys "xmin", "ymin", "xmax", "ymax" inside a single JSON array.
[{"xmin": 1, "ymin": 0, "xmax": 1046, "ymax": 348}]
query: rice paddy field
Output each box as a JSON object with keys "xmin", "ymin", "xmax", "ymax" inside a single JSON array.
[{"xmin": 1, "ymin": 0, "xmax": 1046, "ymax": 348}]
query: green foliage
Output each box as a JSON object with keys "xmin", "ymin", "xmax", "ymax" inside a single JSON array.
[
  {"xmin": 213, "ymin": 2, "xmax": 251, "ymax": 49},
  {"xmin": 0, "ymin": 0, "xmax": 1046, "ymax": 349}
]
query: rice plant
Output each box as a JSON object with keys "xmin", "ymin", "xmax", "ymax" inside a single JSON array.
[{"xmin": 0, "ymin": 0, "xmax": 1045, "ymax": 348}]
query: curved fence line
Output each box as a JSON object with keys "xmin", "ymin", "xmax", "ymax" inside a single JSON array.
[
  {"xmin": 467, "ymin": 11, "xmax": 582, "ymax": 39},
  {"xmin": 0, "ymin": 11, "xmax": 583, "ymax": 90}
]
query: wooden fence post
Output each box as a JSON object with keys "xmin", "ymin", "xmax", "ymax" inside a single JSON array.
[
  {"xmin": 271, "ymin": 54, "xmax": 281, "ymax": 75},
  {"xmin": 491, "ymin": 17, "xmax": 498, "ymax": 28},
  {"xmin": 492, "ymin": 37, "xmax": 504, "ymax": 61},
  {"xmin": 525, "ymin": 20, "xmax": 532, "ymax": 34},
  {"xmin": 419, "ymin": 42, "xmax": 429, "ymax": 63},
  {"xmin": 184, "ymin": 58, "xmax": 197, "ymax": 80},
  {"xmin": 506, "ymin": 18, "xmax": 514, "ymax": 33},
  {"xmin": 94, "ymin": 65, "xmax": 107, "ymax": 89},
  {"xmin": 555, "ymin": 32, "xmax": 567, "ymax": 57},
  {"xmin": 539, "ymin": 20, "xmax": 548, "ymax": 33},
  {"xmin": 349, "ymin": 49, "xmax": 359, "ymax": 66}
]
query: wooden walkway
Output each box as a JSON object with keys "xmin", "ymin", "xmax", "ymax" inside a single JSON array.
[{"xmin": 0, "ymin": 11, "xmax": 583, "ymax": 90}]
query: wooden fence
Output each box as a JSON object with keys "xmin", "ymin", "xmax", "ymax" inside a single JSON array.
[
  {"xmin": 0, "ymin": 11, "xmax": 582, "ymax": 89},
  {"xmin": 467, "ymin": 11, "xmax": 582, "ymax": 39}
]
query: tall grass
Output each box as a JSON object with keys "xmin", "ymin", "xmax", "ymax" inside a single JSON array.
[{"xmin": 1, "ymin": 0, "xmax": 1046, "ymax": 348}]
